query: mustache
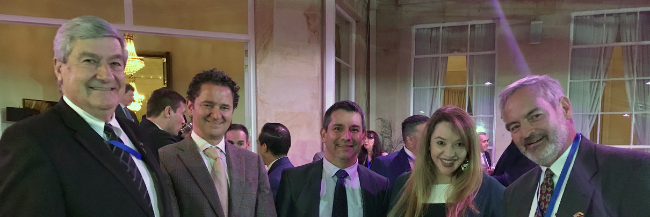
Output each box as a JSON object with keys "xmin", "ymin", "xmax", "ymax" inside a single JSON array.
[{"xmin": 524, "ymin": 132, "xmax": 547, "ymax": 145}]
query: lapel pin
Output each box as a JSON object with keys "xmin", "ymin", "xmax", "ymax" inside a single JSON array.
[{"xmin": 573, "ymin": 212, "xmax": 584, "ymax": 217}]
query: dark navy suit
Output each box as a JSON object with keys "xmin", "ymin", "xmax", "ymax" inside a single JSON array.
[
  {"xmin": 370, "ymin": 148, "xmax": 411, "ymax": 186},
  {"xmin": 267, "ymin": 157, "xmax": 294, "ymax": 199},
  {"xmin": 491, "ymin": 141, "xmax": 537, "ymax": 187}
]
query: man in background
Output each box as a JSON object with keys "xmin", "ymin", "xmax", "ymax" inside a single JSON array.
[
  {"xmin": 371, "ymin": 115, "xmax": 428, "ymax": 185},
  {"xmin": 226, "ymin": 123, "xmax": 251, "ymax": 150},
  {"xmin": 491, "ymin": 140, "xmax": 536, "ymax": 187},
  {"xmin": 140, "ymin": 88, "xmax": 186, "ymax": 158},
  {"xmin": 116, "ymin": 83, "xmax": 139, "ymax": 124},
  {"xmin": 478, "ymin": 132, "xmax": 493, "ymax": 173},
  {"xmin": 257, "ymin": 122, "xmax": 294, "ymax": 198}
]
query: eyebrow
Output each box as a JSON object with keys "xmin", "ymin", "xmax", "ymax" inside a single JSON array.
[
  {"xmin": 77, "ymin": 52, "xmax": 99, "ymax": 60},
  {"xmin": 505, "ymin": 107, "xmax": 541, "ymax": 130}
]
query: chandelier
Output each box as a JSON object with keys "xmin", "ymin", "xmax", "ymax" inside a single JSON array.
[
  {"xmin": 124, "ymin": 33, "xmax": 145, "ymax": 75},
  {"xmin": 124, "ymin": 33, "xmax": 145, "ymax": 111}
]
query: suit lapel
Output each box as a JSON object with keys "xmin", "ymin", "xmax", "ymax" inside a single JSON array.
[
  {"xmin": 513, "ymin": 167, "xmax": 541, "ymax": 217},
  {"xmin": 176, "ymin": 139, "xmax": 225, "ymax": 217},
  {"xmin": 225, "ymin": 142, "xmax": 246, "ymax": 214},
  {"xmin": 268, "ymin": 157, "xmax": 288, "ymax": 174},
  {"xmin": 397, "ymin": 149, "xmax": 412, "ymax": 172},
  {"xmin": 556, "ymin": 137, "xmax": 597, "ymax": 216},
  {"xmin": 298, "ymin": 161, "xmax": 323, "ymax": 216},
  {"xmin": 55, "ymin": 101, "xmax": 154, "ymax": 217},
  {"xmin": 358, "ymin": 165, "xmax": 373, "ymax": 217}
]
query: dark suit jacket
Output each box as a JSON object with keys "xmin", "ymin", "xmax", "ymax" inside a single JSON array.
[
  {"xmin": 503, "ymin": 136, "xmax": 650, "ymax": 217},
  {"xmin": 159, "ymin": 138, "xmax": 276, "ymax": 217},
  {"xmin": 267, "ymin": 156, "xmax": 294, "ymax": 199},
  {"xmin": 390, "ymin": 172, "xmax": 504, "ymax": 217},
  {"xmin": 275, "ymin": 159, "xmax": 390, "ymax": 217},
  {"xmin": 116, "ymin": 104, "xmax": 140, "ymax": 125},
  {"xmin": 0, "ymin": 99, "xmax": 173, "ymax": 217},
  {"xmin": 140, "ymin": 118, "xmax": 179, "ymax": 160},
  {"xmin": 491, "ymin": 141, "xmax": 537, "ymax": 187},
  {"xmin": 370, "ymin": 148, "xmax": 412, "ymax": 186}
]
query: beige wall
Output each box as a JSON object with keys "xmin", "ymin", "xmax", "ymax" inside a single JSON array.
[{"xmin": 374, "ymin": 0, "xmax": 649, "ymax": 160}]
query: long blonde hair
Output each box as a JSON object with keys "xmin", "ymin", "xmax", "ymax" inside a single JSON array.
[{"xmin": 388, "ymin": 105, "xmax": 483, "ymax": 217}]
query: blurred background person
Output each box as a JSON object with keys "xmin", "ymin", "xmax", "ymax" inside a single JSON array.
[
  {"xmin": 257, "ymin": 122, "xmax": 294, "ymax": 199},
  {"xmin": 388, "ymin": 105, "xmax": 504, "ymax": 217},
  {"xmin": 358, "ymin": 130, "xmax": 386, "ymax": 168},
  {"xmin": 116, "ymin": 83, "xmax": 139, "ymax": 124},
  {"xmin": 478, "ymin": 132, "xmax": 493, "ymax": 174},
  {"xmin": 225, "ymin": 123, "xmax": 251, "ymax": 150},
  {"xmin": 490, "ymin": 141, "xmax": 536, "ymax": 187},
  {"xmin": 140, "ymin": 87, "xmax": 186, "ymax": 158}
]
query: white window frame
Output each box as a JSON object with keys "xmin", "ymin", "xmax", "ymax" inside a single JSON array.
[
  {"xmin": 0, "ymin": 0, "xmax": 258, "ymax": 152},
  {"xmin": 324, "ymin": 0, "xmax": 356, "ymax": 111},
  {"xmin": 409, "ymin": 20, "xmax": 498, "ymax": 154},
  {"xmin": 569, "ymin": 7, "xmax": 650, "ymax": 149}
]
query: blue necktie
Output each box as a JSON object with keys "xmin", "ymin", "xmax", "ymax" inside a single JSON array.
[
  {"xmin": 123, "ymin": 106, "xmax": 134, "ymax": 122},
  {"xmin": 332, "ymin": 169, "xmax": 349, "ymax": 217}
]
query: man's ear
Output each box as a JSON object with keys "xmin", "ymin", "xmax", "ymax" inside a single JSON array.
[
  {"xmin": 320, "ymin": 128, "xmax": 327, "ymax": 141},
  {"xmin": 54, "ymin": 58, "xmax": 63, "ymax": 84},
  {"xmin": 260, "ymin": 143, "xmax": 268, "ymax": 153},
  {"xmin": 186, "ymin": 100, "xmax": 194, "ymax": 117},
  {"xmin": 164, "ymin": 105, "xmax": 172, "ymax": 118},
  {"xmin": 559, "ymin": 96, "xmax": 573, "ymax": 120}
]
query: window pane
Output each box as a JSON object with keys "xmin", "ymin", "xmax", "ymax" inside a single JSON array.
[
  {"xmin": 335, "ymin": 15, "xmax": 351, "ymax": 61},
  {"xmin": 468, "ymin": 86, "xmax": 495, "ymax": 116},
  {"xmin": 635, "ymin": 79, "xmax": 650, "ymax": 112},
  {"xmin": 473, "ymin": 116, "xmax": 494, "ymax": 147},
  {"xmin": 441, "ymin": 26, "xmax": 468, "ymax": 54},
  {"xmin": 444, "ymin": 56, "xmax": 467, "ymax": 86},
  {"xmin": 641, "ymin": 11, "xmax": 650, "ymax": 42},
  {"xmin": 607, "ymin": 12, "xmax": 637, "ymax": 43},
  {"xmin": 413, "ymin": 88, "xmax": 440, "ymax": 115},
  {"xmin": 599, "ymin": 114, "xmax": 632, "ymax": 145},
  {"xmin": 335, "ymin": 62, "xmax": 350, "ymax": 101},
  {"xmin": 570, "ymin": 48, "xmax": 607, "ymax": 80},
  {"xmin": 413, "ymin": 58, "xmax": 444, "ymax": 87},
  {"xmin": 639, "ymin": 45, "xmax": 650, "ymax": 78},
  {"xmin": 469, "ymin": 23, "xmax": 496, "ymax": 52},
  {"xmin": 601, "ymin": 80, "xmax": 631, "ymax": 112},
  {"xmin": 569, "ymin": 81, "xmax": 604, "ymax": 114},
  {"xmin": 633, "ymin": 113, "xmax": 650, "ymax": 145},
  {"xmin": 605, "ymin": 46, "xmax": 629, "ymax": 79},
  {"xmin": 415, "ymin": 27, "xmax": 441, "ymax": 55},
  {"xmin": 573, "ymin": 14, "xmax": 605, "ymax": 45},
  {"xmin": 467, "ymin": 54, "xmax": 496, "ymax": 85},
  {"xmin": 574, "ymin": 114, "xmax": 599, "ymax": 142},
  {"xmin": 442, "ymin": 87, "xmax": 466, "ymax": 110}
]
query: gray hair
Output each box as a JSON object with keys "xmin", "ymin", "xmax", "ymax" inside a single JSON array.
[
  {"xmin": 498, "ymin": 75, "xmax": 565, "ymax": 117},
  {"xmin": 53, "ymin": 16, "xmax": 127, "ymax": 64}
]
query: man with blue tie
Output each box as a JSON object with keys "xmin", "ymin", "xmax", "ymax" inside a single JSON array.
[
  {"xmin": 371, "ymin": 115, "xmax": 428, "ymax": 186},
  {"xmin": 275, "ymin": 101, "xmax": 390, "ymax": 217},
  {"xmin": 116, "ymin": 83, "xmax": 139, "ymax": 124}
]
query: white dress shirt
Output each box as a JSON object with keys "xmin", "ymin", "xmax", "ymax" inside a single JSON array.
[
  {"xmin": 192, "ymin": 131, "xmax": 230, "ymax": 186},
  {"xmin": 63, "ymin": 96, "xmax": 160, "ymax": 217},
  {"xmin": 319, "ymin": 158, "xmax": 363, "ymax": 217},
  {"xmin": 267, "ymin": 156, "xmax": 285, "ymax": 169},
  {"xmin": 404, "ymin": 147, "xmax": 416, "ymax": 169},
  {"xmin": 427, "ymin": 184, "xmax": 450, "ymax": 203},
  {"xmin": 528, "ymin": 140, "xmax": 580, "ymax": 217}
]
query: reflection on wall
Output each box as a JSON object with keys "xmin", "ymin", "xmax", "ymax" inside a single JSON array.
[{"xmin": 130, "ymin": 56, "xmax": 168, "ymax": 121}]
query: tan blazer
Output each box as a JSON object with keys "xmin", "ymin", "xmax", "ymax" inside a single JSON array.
[{"xmin": 159, "ymin": 137, "xmax": 276, "ymax": 217}]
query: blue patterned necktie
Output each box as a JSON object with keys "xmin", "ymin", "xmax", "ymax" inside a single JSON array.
[
  {"xmin": 332, "ymin": 169, "xmax": 349, "ymax": 217},
  {"xmin": 104, "ymin": 123, "xmax": 152, "ymax": 212}
]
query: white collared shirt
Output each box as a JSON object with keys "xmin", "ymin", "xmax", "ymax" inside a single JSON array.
[
  {"xmin": 192, "ymin": 131, "xmax": 230, "ymax": 186},
  {"xmin": 427, "ymin": 184, "xmax": 450, "ymax": 203},
  {"xmin": 528, "ymin": 139, "xmax": 580, "ymax": 217},
  {"xmin": 268, "ymin": 156, "xmax": 285, "ymax": 169},
  {"xmin": 319, "ymin": 158, "xmax": 363, "ymax": 217},
  {"xmin": 404, "ymin": 147, "xmax": 416, "ymax": 169},
  {"xmin": 63, "ymin": 96, "xmax": 160, "ymax": 217}
]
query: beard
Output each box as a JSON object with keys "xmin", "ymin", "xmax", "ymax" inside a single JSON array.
[{"xmin": 519, "ymin": 119, "xmax": 569, "ymax": 166}]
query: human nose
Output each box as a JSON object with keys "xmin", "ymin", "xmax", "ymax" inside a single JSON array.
[
  {"xmin": 340, "ymin": 129, "xmax": 351, "ymax": 141},
  {"xmin": 95, "ymin": 62, "xmax": 114, "ymax": 81}
]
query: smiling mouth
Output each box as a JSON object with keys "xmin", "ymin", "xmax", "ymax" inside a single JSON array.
[
  {"xmin": 526, "ymin": 137, "xmax": 545, "ymax": 147},
  {"xmin": 89, "ymin": 87, "xmax": 116, "ymax": 91},
  {"xmin": 440, "ymin": 159, "xmax": 456, "ymax": 167}
]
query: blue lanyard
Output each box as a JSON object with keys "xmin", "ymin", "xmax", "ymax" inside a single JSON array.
[
  {"xmin": 366, "ymin": 155, "xmax": 371, "ymax": 168},
  {"xmin": 536, "ymin": 133, "xmax": 581, "ymax": 217},
  {"xmin": 108, "ymin": 140, "xmax": 142, "ymax": 160}
]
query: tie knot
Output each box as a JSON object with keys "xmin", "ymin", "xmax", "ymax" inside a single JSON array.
[
  {"xmin": 204, "ymin": 147, "xmax": 221, "ymax": 160},
  {"xmin": 544, "ymin": 168, "xmax": 555, "ymax": 179},
  {"xmin": 335, "ymin": 169, "xmax": 349, "ymax": 179},
  {"xmin": 104, "ymin": 123, "xmax": 119, "ymax": 141}
]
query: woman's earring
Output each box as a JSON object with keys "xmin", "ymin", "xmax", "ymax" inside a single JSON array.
[{"xmin": 461, "ymin": 159, "xmax": 469, "ymax": 171}]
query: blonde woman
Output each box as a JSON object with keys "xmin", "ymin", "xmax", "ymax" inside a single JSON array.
[{"xmin": 388, "ymin": 105, "xmax": 504, "ymax": 217}]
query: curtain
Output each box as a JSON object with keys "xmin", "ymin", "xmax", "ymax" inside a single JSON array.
[
  {"xmin": 469, "ymin": 23, "xmax": 497, "ymax": 117},
  {"xmin": 570, "ymin": 14, "xmax": 617, "ymax": 139},
  {"xmin": 413, "ymin": 28, "xmax": 447, "ymax": 115},
  {"xmin": 620, "ymin": 11, "xmax": 650, "ymax": 146},
  {"xmin": 443, "ymin": 87, "xmax": 466, "ymax": 110}
]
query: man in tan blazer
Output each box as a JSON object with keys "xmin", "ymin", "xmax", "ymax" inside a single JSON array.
[{"xmin": 159, "ymin": 69, "xmax": 276, "ymax": 217}]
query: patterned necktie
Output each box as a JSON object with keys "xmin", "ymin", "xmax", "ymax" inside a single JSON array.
[
  {"xmin": 536, "ymin": 168, "xmax": 555, "ymax": 217},
  {"xmin": 332, "ymin": 169, "xmax": 349, "ymax": 217},
  {"xmin": 123, "ymin": 106, "xmax": 134, "ymax": 122},
  {"xmin": 104, "ymin": 123, "xmax": 152, "ymax": 212},
  {"xmin": 204, "ymin": 147, "xmax": 229, "ymax": 215}
]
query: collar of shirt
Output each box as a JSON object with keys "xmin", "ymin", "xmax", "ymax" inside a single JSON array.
[
  {"xmin": 404, "ymin": 147, "xmax": 416, "ymax": 161},
  {"xmin": 150, "ymin": 119, "xmax": 164, "ymax": 131},
  {"xmin": 539, "ymin": 141, "xmax": 579, "ymax": 185},
  {"xmin": 323, "ymin": 157, "xmax": 359, "ymax": 181},
  {"xmin": 63, "ymin": 96, "xmax": 111, "ymax": 139},
  {"xmin": 268, "ymin": 156, "xmax": 285, "ymax": 169},
  {"xmin": 191, "ymin": 131, "xmax": 226, "ymax": 155}
]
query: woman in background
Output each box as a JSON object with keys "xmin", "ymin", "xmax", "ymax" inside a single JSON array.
[
  {"xmin": 388, "ymin": 105, "xmax": 504, "ymax": 217},
  {"xmin": 358, "ymin": 130, "xmax": 386, "ymax": 168}
]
